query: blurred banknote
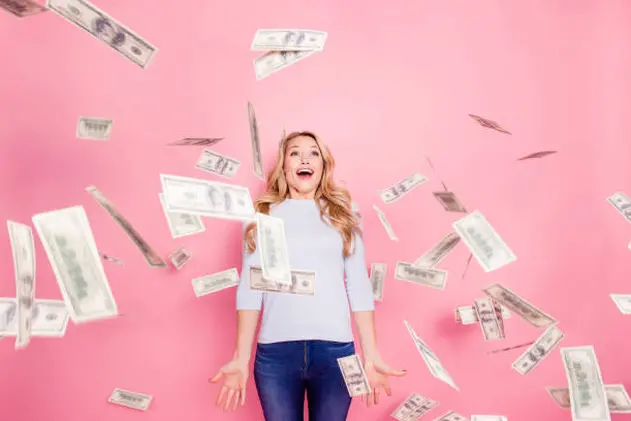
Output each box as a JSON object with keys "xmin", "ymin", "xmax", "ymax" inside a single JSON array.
[
  {"xmin": 76, "ymin": 117, "xmax": 112, "ymax": 140},
  {"xmin": 414, "ymin": 231, "xmax": 460, "ymax": 268},
  {"xmin": 517, "ymin": 150, "xmax": 557, "ymax": 161},
  {"xmin": 192, "ymin": 268, "xmax": 239, "ymax": 297},
  {"xmin": 468, "ymin": 114, "xmax": 511, "ymax": 135},
  {"xmin": 482, "ymin": 283, "xmax": 556, "ymax": 328},
  {"xmin": 159, "ymin": 193, "xmax": 205, "ymax": 239},
  {"xmin": 168, "ymin": 246, "xmax": 190, "ymax": 270},
  {"xmin": 433, "ymin": 191, "xmax": 467, "ymax": 213},
  {"xmin": 247, "ymin": 102, "xmax": 265, "ymax": 181},
  {"xmin": 251, "ymin": 29, "xmax": 327, "ymax": 51},
  {"xmin": 455, "ymin": 304, "xmax": 510, "ymax": 325},
  {"xmin": 395, "ymin": 262, "xmax": 447, "ymax": 290},
  {"xmin": 369, "ymin": 262, "xmax": 386, "ymax": 301},
  {"xmin": 32, "ymin": 205, "xmax": 118, "ymax": 323},
  {"xmin": 560, "ymin": 346, "xmax": 611, "ymax": 421},
  {"xmin": 249, "ymin": 265, "xmax": 314, "ymax": 295},
  {"xmin": 473, "ymin": 297, "xmax": 505, "ymax": 341},
  {"xmin": 0, "ymin": 0, "xmax": 47, "ymax": 17},
  {"xmin": 452, "ymin": 210, "xmax": 515, "ymax": 272},
  {"xmin": 254, "ymin": 50, "xmax": 317, "ymax": 80},
  {"xmin": 432, "ymin": 411, "xmax": 469, "ymax": 421},
  {"xmin": 7, "ymin": 221, "xmax": 36, "ymax": 349},
  {"xmin": 167, "ymin": 137, "xmax": 224, "ymax": 146},
  {"xmin": 0, "ymin": 298, "xmax": 69, "ymax": 337},
  {"xmin": 512, "ymin": 324, "xmax": 564, "ymax": 375},
  {"xmin": 547, "ymin": 384, "xmax": 631, "ymax": 413},
  {"xmin": 391, "ymin": 393, "xmax": 437, "ymax": 421},
  {"xmin": 610, "ymin": 294, "xmax": 631, "ymax": 314},
  {"xmin": 86, "ymin": 186, "xmax": 167, "ymax": 268},
  {"xmin": 607, "ymin": 192, "xmax": 631, "ymax": 224},
  {"xmin": 379, "ymin": 172, "xmax": 426, "ymax": 204},
  {"xmin": 372, "ymin": 204, "xmax": 398, "ymax": 241},
  {"xmin": 337, "ymin": 354, "xmax": 370, "ymax": 397},
  {"xmin": 161, "ymin": 174, "xmax": 255, "ymax": 221},
  {"xmin": 256, "ymin": 213, "xmax": 292, "ymax": 286},
  {"xmin": 196, "ymin": 149, "xmax": 240, "ymax": 179},
  {"xmin": 46, "ymin": 0, "xmax": 157, "ymax": 68},
  {"xmin": 471, "ymin": 416, "xmax": 507, "ymax": 421},
  {"xmin": 108, "ymin": 388, "xmax": 152, "ymax": 411}
]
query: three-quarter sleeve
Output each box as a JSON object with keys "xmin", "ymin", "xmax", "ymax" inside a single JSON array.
[
  {"xmin": 344, "ymin": 202, "xmax": 375, "ymax": 311},
  {"xmin": 236, "ymin": 221, "xmax": 263, "ymax": 310}
]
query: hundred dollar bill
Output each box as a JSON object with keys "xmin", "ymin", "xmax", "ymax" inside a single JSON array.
[
  {"xmin": 0, "ymin": 298, "xmax": 69, "ymax": 338},
  {"xmin": 391, "ymin": 393, "xmax": 437, "ymax": 421},
  {"xmin": 561, "ymin": 346, "xmax": 611, "ymax": 421},
  {"xmin": 249, "ymin": 265, "xmax": 314, "ymax": 295},
  {"xmin": 161, "ymin": 174, "xmax": 255, "ymax": 221},
  {"xmin": 432, "ymin": 411, "xmax": 469, "ymax": 421},
  {"xmin": 414, "ymin": 232, "xmax": 461, "ymax": 268},
  {"xmin": 404, "ymin": 320, "xmax": 458, "ymax": 391},
  {"xmin": 547, "ymin": 384, "xmax": 631, "ymax": 413},
  {"xmin": 471, "ymin": 416, "xmax": 507, "ymax": 421},
  {"xmin": 517, "ymin": 150, "xmax": 557, "ymax": 161},
  {"xmin": 256, "ymin": 213, "xmax": 292, "ymax": 286},
  {"xmin": 468, "ymin": 114, "xmax": 511, "ymax": 135},
  {"xmin": 0, "ymin": 0, "xmax": 47, "ymax": 17},
  {"xmin": 379, "ymin": 172, "xmax": 427, "ymax": 204},
  {"xmin": 369, "ymin": 263, "xmax": 386, "ymax": 301},
  {"xmin": 167, "ymin": 137, "xmax": 223, "ymax": 146},
  {"xmin": 395, "ymin": 262, "xmax": 447, "ymax": 290},
  {"xmin": 512, "ymin": 324, "xmax": 564, "ymax": 374},
  {"xmin": 372, "ymin": 204, "xmax": 398, "ymax": 241},
  {"xmin": 159, "ymin": 193, "xmax": 205, "ymax": 239},
  {"xmin": 195, "ymin": 149, "xmax": 240, "ymax": 178},
  {"xmin": 452, "ymin": 210, "xmax": 515, "ymax": 272},
  {"xmin": 7, "ymin": 221, "xmax": 36, "ymax": 349},
  {"xmin": 254, "ymin": 49, "xmax": 317, "ymax": 80},
  {"xmin": 337, "ymin": 354, "xmax": 370, "ymax": 397},
  {"xmin": 606, "ymin": 192, "xmax": 631, "ymax": 224},
  {"xmin": 76, "ymin": 117, "xmax": 112, "ymax": 140},
  {"xmin": 32, "ymin": 205, "xmax": 118, "ymax": 323},
  {"xmin": 610, "ymin": 294, "xmax": 631, "ymax": 314},
  {"xmin": 482, "ymin": 283, "xmax": 556, "ymax": 328},
  {"xmin": 168, "ymin": 246, "xmax": 190, "ymax": 270},
  {"xmin": 192, "ymin": 268, "xmax": 239, "ymax": 297},
  {"xmin": 251, "ymin": 29, "xmax": 327, "ymax": 51},
  {"xmin": 46, "ymin": 0, "xmax": 157, "ymax": 68},
  {"xmin": 433, "ymin": 191, "xmax": 467, "ymax": 213},
  {"xmin": 86, "ymin": 186, "xmax": 167, "ymax": 268},
  {"xmin": 487, "ymin": 341, "xmax": 533, "ymax": 354},
  {"xmin": 247, "ymin": 102, "xmax": 265, "ymax": 180},
  {"xmin": 108, "ymin": 388, "xmax": 152, "ymax": 411},
  {"xmin": 455, "ymin": 304, "xmax": 511, "ymax": 325},
  {"xmin": 473, "ymin": 297, "xmax": 505, "ymax": 341}
]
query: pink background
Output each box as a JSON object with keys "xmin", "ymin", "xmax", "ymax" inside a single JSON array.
[{"xmin": 1, "ymin": 0, "xmax": 630, "ymax": 420}]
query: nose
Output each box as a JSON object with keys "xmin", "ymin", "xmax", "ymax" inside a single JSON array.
[{"xmin": 300, "ymin": 154, "xmax": 310, "ymax": 163}]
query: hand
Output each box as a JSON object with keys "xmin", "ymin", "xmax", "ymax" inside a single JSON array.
[
  {"xmin": 209, "ymin": 358, "xmax": 249, "ymax": 411},
  {"xmin": 360, "ymin": 358, "xmax": 406, "ymax": 407}
]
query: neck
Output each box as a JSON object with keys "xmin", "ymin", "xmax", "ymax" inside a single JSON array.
[{"xmin": 288, "ymin": 189, "xmax": 315, "ymax": 200}]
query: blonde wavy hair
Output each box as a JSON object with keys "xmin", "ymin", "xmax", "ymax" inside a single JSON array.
[{"xmin": 244, "ymin": 131, "xmax": 361, "ymax": 258}]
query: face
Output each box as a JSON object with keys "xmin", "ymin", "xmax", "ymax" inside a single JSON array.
[{"xmin": 283, "ymin": 135, "xmax": 324, "ymax": 199}]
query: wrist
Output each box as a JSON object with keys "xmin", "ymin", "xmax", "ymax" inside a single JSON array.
[
  {"xmin": 361, "ymin": 349, "xmax": 381, "ymax": 364},
  {"xmin": 233, "ymin": 351, "xmax": 250, "ymax": 363}
]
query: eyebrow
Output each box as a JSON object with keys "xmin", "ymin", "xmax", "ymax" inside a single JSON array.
[{"xmin": 289, "ymin": 145, "xmax": 318, "ymax": 149}]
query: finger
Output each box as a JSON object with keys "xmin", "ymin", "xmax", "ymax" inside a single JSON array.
[
  {"xmin": 209, "ymin": 372, "xmax": 223, "ymax": 383},
  {"xmin": 216, "ymin": 385, "xmax": 228, "ymax": 406},
  {"xmin": 224, "ymin": 388, "xmax": 236, "ymax": 411},
  {"xmin": 387, "ymin": 368, "xmax": 407, "ymax": 377},
  {"xmin": 240, "ymin": 386, "xmax": 246, "ymax": 406},
  {"xmin": 366, "ymin": 391, "xmax": 372, "ymax": 408},
  {"xmin": 232, "ymin": 390, "xmax": 240, "ymax": 411},
  {"xmin": 384, "ymin": 383, "xmax": 392, "ymax": 396},
  {"xmin": 374, "ymin": 388, "xmax": 380, "ymax": 405}
]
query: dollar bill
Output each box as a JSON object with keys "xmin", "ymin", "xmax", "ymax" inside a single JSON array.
[
  {"xmin": 158, "ymin": 193, "xmax": 205, "ymax": 239},
  {"xmin": 482, "ymin": 283, "xmax": 556, "ymax": 328},
  {"xmin": 395, "ymin": 262, "xmax": 447, "ymax": 290},
  {"xmin": 32, "ymin": 205, "xmax": 118, "ymax": 323},
  {"xmin": 249, "ymin": 265, "xmax": 314, "ymax": 295},
  {"xmin": 452, "ymin": 210, "xmax": 516, "ymax": 272},
  {"xmin": 610, "ymin": 294, "xmax": 631, "ymax": 314},
  {"xmin": 168, "ymin": 246, "xmax": 190, "ymax": 270},
  {"xmin": 512, "ymin": 324, "xmax": 564, "ymax": 374},
  {"xmin": 391, "ymin": 393, "xmax": 437, "ymax": 421},
  {"xmin": 517, "ymin": 150, "xmax": 557, "ymax": 161},
  {"xmin": 473, "ymin": 297, "xmax": 505, "ymax": 341},
  {"xmin": 471, "ymin": 416, "xmax": 507, "ymax": 421},
  {"xmin": 487, "ymin": 341, "xmax": 534, "ymax": 355},
  {"xmin": 433, "ymin": 191, "xmax": 467, "ymax": 213},
  {"xmin": 547, "ymin": 384, "xmax": 631, "ymax": 413},
  {"xmin": 253, "ymin": 50, "xmax": 317, "ymax": 80},
  {"xmin": 0, "ymin": 0, "xmax": 47, "ymax": 17},
  {"xmin": 414, "ymin": 232, "xmax": 461, "ymax": 268},
  {"xmin": 7, "ymin": 221, "xmax": 36, "ymax": 349},
  {"xmin": 432, "ymin": 411, "xmax": 469, "ymax": 421},
  {"xmin": 372, "ymin": 204, "xmax": 398, "ymax": 241},
  {"xmin": 369, "ymin": 263, "xmax": 386, "ymax": 301},
  {"xmin": 76, "ymin": 117, "xmax": 112, "ymax": 140},
  {"xmin": 337, "ymin": 354, "xmax": 371, "ymax": 397},
  {"xmin": 195, "ymin": 149, "xmax": 240, "ymax": 178},
  {"xmin": 98, "ymin": 251, "xmax": 123, "ymax": 266},
  {"xmin": 560, "ymin": 346, "xmax": 611, "ymax": 421},
  {"xmin": 379, "ymin": 172, "xmax": 427, "ymax": 204},
  {"xmin": 404, "ymin": 320, "xmax": 458, "ymax": 391},
  {"xmin": 251, "ymin": 29, "xmax": 327, "ymax": 51},
  {"xmin": 86, "ymin": 186, "xmax": 167, "ymax": 268},
  {"xmin": 468, "ymin": 114, "xmax": 511, "ymax": 135},
  {"xmin": 606, "ymin": 192, "xmax": 631, "ymax": 223},
  {"xmin": 192, "ymin": 268, "xmax": 239, "ymax": 297},
  {"xmin": 0, "ymin": 298, "xmax": 69, "ymax": 337},
  {"xmin": 247, "ymin": 102, "xmax": 265, "ymax": 180},
  {"xmin": 46, "ymin": 0, "xmax": 157, "ymax": 68},
  {"xmin": 460, "ymin": 253, "xmax": 473, "ymax": 281},
  {"xmin": 108, "ymin": 388, "xmax": 152, "ymax": 411},
  {"xmin": 167, "ymin": 137, "xmax": 224, "ymax": 146},
  {"xmin": 256, "ymin": 213, "xmax": 292, "ymax": 286},
  {"xmin": 161, "ymin": 174, "xmax": 255, "ymax": 221},
  {"xmin": 455, "ymin": 304, "xmax": 511, "ymax": 325}
]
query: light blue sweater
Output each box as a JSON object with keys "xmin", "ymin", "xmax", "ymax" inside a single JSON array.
[{"xmin": 236, "ymin": 198, "xmax": 375, "ymax": 344}]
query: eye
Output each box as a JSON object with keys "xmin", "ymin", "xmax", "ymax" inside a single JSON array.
[
  {"xmin": 311, "ymin": 150, "xmax": 320, "ymax": 156},
  {"xmin": 290, "ymin": 151, "xmax": 299, "ymax": 156}
]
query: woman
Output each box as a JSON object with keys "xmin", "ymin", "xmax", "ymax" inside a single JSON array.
[{"xmin": 210, "ymin": 131, "xmax": 405, "ymax": 421}]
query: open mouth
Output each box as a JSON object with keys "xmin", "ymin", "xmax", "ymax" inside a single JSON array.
[{"xmin": 296, "ymin": 167, "xmax": 314, "ymax": 180}]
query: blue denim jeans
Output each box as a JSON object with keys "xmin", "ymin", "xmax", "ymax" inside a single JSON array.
[{"xmin": 253, "ymin": 340, "xmax": 355, "ymax": 421}]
